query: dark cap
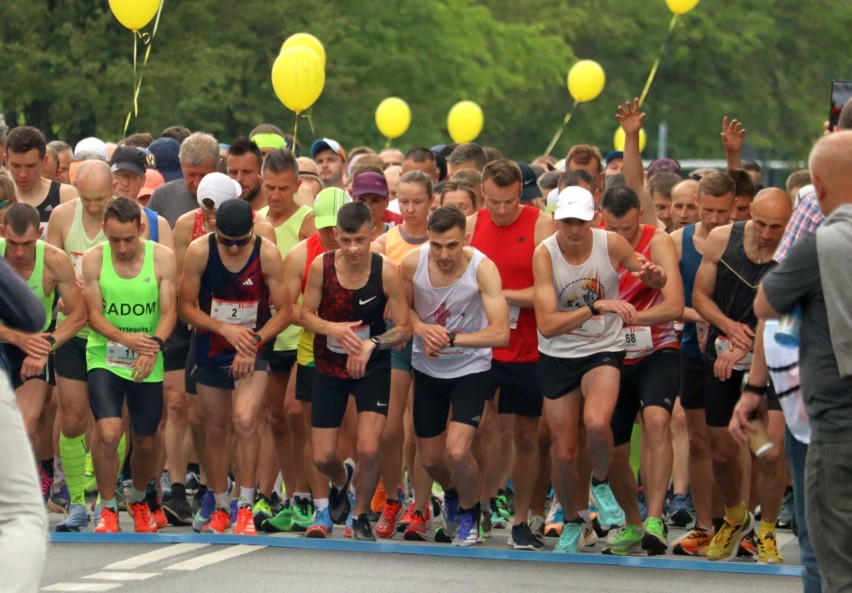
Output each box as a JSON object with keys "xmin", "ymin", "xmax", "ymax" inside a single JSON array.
[
  {"xmin": 148, "ymin": 137, "xmax": 182, "ymax": 182},
  {"xmin": 351, "ymin": 171, "xmax": 389, "ymax": 198},
  {"xmin": 605, "ymin": 150, "xmax": 624, "ymax": 165},
  {"xmin": 647, "ymin": 157, "xmax": 682, "ymax": 178},
  {"xmin": 516, "ymin": 162, "xmax": 541, "ymax": 202},
  {"xmin": 215, "ymin": 199, "xmax": 253, "ymax": 237},
  {"xmin": 109, "ymin": 146, "xmax": 147, "ymax": 177}
]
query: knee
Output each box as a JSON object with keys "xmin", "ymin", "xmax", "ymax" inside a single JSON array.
[
  {"xmin": 312, "ymin": 451, "xmax": 338, "ymax": 475},
  {"xmin": 98, "ymin": 427, "xmax": 124, "ymax": 451},
  {"xmin": 166, "ymin": 393, "xmax": 188, "ymax": 418},
  {"xmin": 584, "ymin": 416, "xmax": 611, "ymax": 441},
  {"xmin": 445, "ymin": 443, "xmax": 470, "ymax": 469},
  {"xmin": 513, "ymin": 430, "xmax": 538, "ymax": 455},
  {"xmin": 642, "ymin": 416, "xmax": 671, "ymax": 446},
  {"xmin": 356, "ymin": 445, "xmax": 379, "ymax": 469},
  {"xmin": 551, "ymin": 440, "xmax": 579, "ymax": 465},
  {"xmin": 284, "ymin": 401, "xmax": 304, "ymax": 430},
  {"xmin": 232, "ymin": 412, "xmax": 255, "ymax": 437}
]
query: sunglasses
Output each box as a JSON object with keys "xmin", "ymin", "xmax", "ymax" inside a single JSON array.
[{"xmin": 216, "ymin": 231, "xmax": 253, "ymax": 247}]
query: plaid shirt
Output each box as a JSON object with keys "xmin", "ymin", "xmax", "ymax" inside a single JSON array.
[{"xmin": 773, "ymin": 186, "xmax": 824, "ymax": 264}]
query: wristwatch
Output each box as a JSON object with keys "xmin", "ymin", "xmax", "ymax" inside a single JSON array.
[
  {"xmin": 45, "ymin": 335, "xmax": 56, "ymax": 349},
  {"xmin": 447, "ymin": 332, "xmax": 457, "ymax": 348},
  {"xmin": 588, "ymin": 302, "xmax": 601, "ymax": 316},
  {"xmin": 370, "ymin": 335, "xmax": 382, "ymax": 349},
  {"xmin": 151, "ymin": 336, "xmax": 164, "ymax": 352},
  {"xmin": 742, "ymin": 383, "xmax": 768, "ymax": 397},
  {"xmin": 252, "ymin": 334, "xmax": 263, "ymax": 347}
]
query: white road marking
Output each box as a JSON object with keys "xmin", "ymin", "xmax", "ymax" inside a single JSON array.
[
  {"xmin": 42, "ymin": 584, "xmax": 121, "ymax": 592},
  {"xmin": 165, "ymin": 544, "xmax": 262, "ymax": 571},
  {"xmin": 83, "ymin": 572, "xmax": 160, "ymax": 581},
  {"xmin": 104, "ymin": 543, "xmax": 209, "ymax": 570}
]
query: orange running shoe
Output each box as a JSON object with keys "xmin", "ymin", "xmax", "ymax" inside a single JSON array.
[
  {"xmin": 672, "ymin": 525, "xmax": 714, "ymax": 556},
  {"xmin": 202, "ymin": 508, "xmax": 231, "ymax": 534},
  {"xmin": 130, "ymin": 501, "xmax": 158, "ymax": 533},
  {"xmin": 375, "ymin": 499, "xmax": 405, "ymax": 538},
  {"xmin": 371, "ymin": 480, "xmax": 387, "ymax": 514},
  {"xmin": 234, "ymin": 505, "xmax": 257, "ymax": 536},
  {"xmin": 403, "ymin": 510, "xmax": 427, "ymax": 541},
  {"xmin": 95, "ymin": 507, "xmax": 121, "ymax": 533}
]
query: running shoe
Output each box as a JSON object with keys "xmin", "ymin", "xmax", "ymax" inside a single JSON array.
[
  {"xmin": 83, "ymin": 451, "xmax": 97, "ymax": 495},
  {"xmin": 55, "ymin": 503, "xmax": 89, "ymax": 532},
  {"xmin": 545, "ymin": 502, "xmax": 564, "ymax": 537},
  {"xmin": 352, "ymin": 514, "xmax": 376, "ymax": 541},
  {"xmin": 146, "ymin": 488, "xmax": 167, "ymax": 530},
  {"xmin": 508, "ymin": 522, "xmax": 544, "ymax": 550},
  {"xmin": 159, "ymin": 471, "xmax": 172, "ymax": 501},
  {"xmin": 554, "ymin": 521, "xmax": 585, "ymax": 554},
  {"xmin": 94, "ymin": 507, "xmax": 120, "ymax": 533},
  {"xmin": 397, "ymin": 503, "xmax": 415, "ymax": 533},
  {"xmin": 305, "ymin": 507, "xmax": 333, "ymax": 538},
  {"xmin": 47, "ymin": 485, "xmax": 70, "ymax": 516},
  {"xmin": 668, "ymin": 493, "xmax": 694, "ymax": 528},
  {"xmin": 185, "ymin": 471, "xmax": 202, "ymax": 494},
  {"xmin": 529, "ymin": 515, "xmax": 546, "ymax": 545},
  {"xmin": 130, "ymin": 501, "xmax": 158, "ymax": 533},
  {"xmin": 229, "ymin": 498, "xmax": 238, "ymax": 523},
  {"xmin": 39, "ymin": 466, "xmax": 53, "ymax": 504},
  {"xmin": 583, "ymin": 519, "xmax": 599, "ymax": 548},
  {"xmin": 375, "ymin": 498, "xmax": 405, "ymax": 539},
  {"xmin": 234, "ymin": 505, "xmax": 257, "ymax": 535},
  {"xmin": 328, "ymin": 459, "xmax": 355, "ymax": 524},
  {"xmin": 192, "ymin": 490, "xmax": 216, "ymax": 533},
  {"xmin": 202, "ymin": 508, "xmax": 231, "ymax": 534},
  {"xmin": 371, "ymin": 480, "xmax": 387, "ymax": 514},
  {"xmin": 637, "ymin": 487, "xmax": 648, "ymax": 521},
  {"xmin": 292, "ymin": 496, "xmax": 314, "ymax": 532},
  {"xmin": 453, "ymin": 510, "xmax": 479, "ymax": 547},
  {"xmin": 602, "ymin": 524, "xmax": 642, "ymax": 556},
  {"xmin": 442, "ymin": 492, "xmax": 460, "ymax": 538},
  {"xmin": 163, "ymin": 495, "xmax": 194, "ymax": 526},
  {"xmin": 708, "ymin": 510, "xmax": 754, "ymax": 562},
  {"xmin": 480, "ymin": 508, "xmax": 493, "ymax": 539},
  {"xmin": 589, "ymin": 479, "xmax": 626, "ymax": 529},
  {"xmin": 777, "ymin": 491, "xmax": 794, "ymax": 530},
  {"xmin": 738, "ymin": 533, "xmax": 757, "ymax": 559},
  {"xmin": 756, "ymin": 530, "xmax": 784, "ymax": 564},
  {"xmin": 403, "ymin": 510, "xmax": 428, "ymax": 541},
  {"xmin": 672, "ymin": 525, "xmax": 713, "ymax": 556},
  {"xmin": 641, "ymin": 517, "xmax": 668, "ymax": 556},
  {"xmin": 262, "ymin": 500, "xmax": 295, "ymax": 533},
  {"xmin": 494, "ymin": 491, "xmax": 511, "ymax": 523},
  {"xmin": 252, "ymin": 495, "xmax": 273, "ymax": 531}
]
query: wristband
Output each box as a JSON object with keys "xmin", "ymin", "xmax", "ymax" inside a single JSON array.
[
  {"xmin": 742, "ymin": 383, "xmax": 768, "ymax": 397},
  {"xmin": 447, "ymin": 332, "xmax": 457, "ymax": 348},
  {"xmin": 370, "ymin": 335, "xmax": 382, "ymax": 349},
  {"xmin": 151, "ymin": 336, "xmax": 165, "ymax": 352},
  {"xmin": 588, "ymin": 302, "xmax": 601, "ymax": 316},
  {"xmin": 252, "ymin": 334, "xmax": 263, "ymax": 348},
  {"xmin": 45, "ymin": 335, "xmax": 56, "ymax": 348}
]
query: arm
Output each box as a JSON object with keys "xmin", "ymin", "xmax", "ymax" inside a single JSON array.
[
  {"xmin": 58, "ymin": 183, "xmax": 78, "ymax": 203},
  {"xmin": 610, "ymin": 232, "xmax": 667, "ymax": 290},
  {"xmin": 692, "ymin": 227, "xmax": 754, "ymax": 350},
  {"xmin": 300, "ymin": 212, "xmax": 317, "ymax": 241},
  {"xmin": 156, "ymin": 216, "xmax": 174, "ymax": 251},
  {"xmin": 257, "ymin": 240, "xmax": 293, "ymax": 345},
  {"xmin": 455, "ymin": 258, "xmax": 509, "ymax": 348},
  {"xmin": 729, "ymin": 318, "xmax": 771, "ymax": 444},
  {"xmin": 172, "ymin": 216, "xmax": 193, "ymax": 277},
  {"xmin": 282, "ymin": 241, "xmax": 308, "ymax": 326},
  {"xmin": 152, "ymin": 245, "xmax": 178, "ymax": 342},
  {"xmin": 300, "ymin": 255, "xmax": 366, "ymax": 354},
  {"xmin": 633, "ymin": 232, "xmax": 684, "ymax": 326},
  {"xmin": 254, "ymin": 217, "xmax": 278, "ymax": 245},
  {"xmin": 372, "ymin": 232, "xmax": 387, "ymax": 254},
  {"xmin": 45, "ymin": 248, "xmax": 86, "ymax": 345},
  {"xmin": 533, "ymin": 244, "xmax": 600, "ymax": 338},
  {"xmin": 721, "ymin": 116, "xmax": 745, "ymax": 170},
  {"xmin": 616, "ymin": 99, "xmax": 657, "ymax": 226},
  {"xmin": 45, "ymin": 201, "xmax": 71, "ymax": 250}
]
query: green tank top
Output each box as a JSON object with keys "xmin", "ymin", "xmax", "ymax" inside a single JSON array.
[
  {"xmin": 260, "ymin": 204, "xmax": 312, "ymax": 352},
  {"xmin": 62, "ymin": 200, "xmax": 107, "ymax": 339},
  {"xmin": 86, "ymin": 240, "xmax": 163, "ymax": 382},
  {"xmin": 0, "ymin": 239, "xmax": 53, "ymax": 332}
]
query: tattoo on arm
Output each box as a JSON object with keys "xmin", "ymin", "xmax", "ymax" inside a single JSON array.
[{"xmin": 373, "ymin": 325, "xmax": 410, "ymax": 350}]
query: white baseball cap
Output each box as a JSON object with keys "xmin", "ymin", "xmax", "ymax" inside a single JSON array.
[
  {"xmin": 553, "ymin": 186, "xmax": 595, "ymax": 221},
  {"xmin": 196, "ymin": 172, "xmax": 241, "ymax": 211}
]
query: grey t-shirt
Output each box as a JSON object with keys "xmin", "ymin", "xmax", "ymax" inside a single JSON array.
[
  {"xmin": 762, "ymin": 232, "xmax": 852, "ymax": 443},
  {"xmin": 148, "ymin": 179, "xmax": 196, "ymax": 228}
]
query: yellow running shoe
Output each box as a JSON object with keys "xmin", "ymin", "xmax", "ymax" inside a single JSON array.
[
  {"xmin": 708, "ymin": 511, "xmax": 754, "ymax": 561},
  {"xmin": 756, "ymin": 530, "xmax": 784, "ymax": 564}
]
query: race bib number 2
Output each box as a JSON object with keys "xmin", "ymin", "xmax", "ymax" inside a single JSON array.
[{"xmin": 211, "ymin": 298, "xmax": 258, "ymax": 329}]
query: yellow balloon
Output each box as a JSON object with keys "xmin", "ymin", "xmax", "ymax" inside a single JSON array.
[
  {"xmin": 567, "ymin": 60, "xmax": 606, "ymax": 103},
  {"xmin": 271, "ymin": 47, "xmax": 325, "ymax": 114},
  {"xmin": 666, "ymin": 0, "xmax": 701, "ymax": 15},
  {"xmin": 108, "ymin": 0, "xmax": 161, "ymax": 32},
  {"xmin": 281, "ymin": 33, "xmax": 326, "ymax": 68},
  {"xmin": 375, "ymin": 98, "xmax": 411, "ymax": 140},
  {"xmin": 447, "ymin": 101, "xmax": 484, "ymax": 143},
  {"xmin": 613, "ymin": 127, "xmax": 648, "ymax": 152}
]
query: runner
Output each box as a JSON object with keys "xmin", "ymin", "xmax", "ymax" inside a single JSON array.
[
  {"xmin": 178, "ymin": 198, "xmax": 291, "ymax": 535},
  {"xmin": 402, "ymin": 205, "xmax": 509, "ymax": 547},
  {"xmin": 301, "ymin": 201, "xmax": 412, "ymax": 541},
  {"xmin": 533, "ymin": 186, "xmax": 665, "ymax": 554},
  {"xmin": 81, "ymin": 197, "xmax": 177, "ymax": 533}
]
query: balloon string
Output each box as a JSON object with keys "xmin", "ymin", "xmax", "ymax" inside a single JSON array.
[
  {"xmin": 544, "ymin": 99, "xmax": 579, "ymax": 157},
  {"xmin": 384, "ymin": 137, "xmax": 391, "ymax": 149},
  {"xmin": 293, "ymin": 113, "xmax": 299, "ymax": 149},
  {"xmin": 302, "ymin": 110, "xmax": 315, "ymax": 136},
  {"xmin": 638, "ymin": 14, "xmax": 679, "ymax": 107},
  {"xmin": 122, "ymin": 0, "xmax": 165, "ymax": 135}
]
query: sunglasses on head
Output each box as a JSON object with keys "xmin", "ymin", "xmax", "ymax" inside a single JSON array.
[{"xmin": 216, "ymin": 231, "xmax": 253, "ymax": 247}]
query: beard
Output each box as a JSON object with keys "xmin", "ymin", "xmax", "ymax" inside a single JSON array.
[{"xmin": 242, "ymin": 183, "xmax": 261, "ymax": 203}]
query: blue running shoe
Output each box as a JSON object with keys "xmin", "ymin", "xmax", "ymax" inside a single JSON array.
[
  {"xmin": 554, "ymin": 521, "xmax": 584, "ymax": 553},
  {"xmin": 55, "ymin": 503, "xmax": 89, "ymax": 532},
  {"xmin": 305, "ymin": 507, "xmax": 333, "ymax": 538},
  {"xmin": 442, "ymin": 493, "xmax": 460, "ymax": 538},
  {"xmin": 668, "ymin": 493, "xmax": 693, "ymax": 528},
  {"xmin": 589, "ymin": 479, "xmax": 626, "ymax": 529},
  {"xmin": 453, "ymin": 510, "xmax": 479, "ymax": 547},
  {"xmin": 192, "ymin": 490, "xmax": 215, "ymax": 533}
]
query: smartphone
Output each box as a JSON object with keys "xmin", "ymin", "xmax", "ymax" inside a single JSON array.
[{"xmin": 829, "ymin": 80, "xmax": 852, "ymax": 131}]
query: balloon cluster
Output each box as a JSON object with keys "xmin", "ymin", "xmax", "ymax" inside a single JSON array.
[{"xmin": 271, "ymin": 33, "xmax": 326, "ymax": 115}]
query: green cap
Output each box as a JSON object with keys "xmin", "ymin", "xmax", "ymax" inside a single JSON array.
[
  {"xmin": 250, "ymin": 132, "xmax": 287, "ymax": 150},
  {"xmin": 314, "ymin": 187, "xmax": 348, "ymax": 229}
]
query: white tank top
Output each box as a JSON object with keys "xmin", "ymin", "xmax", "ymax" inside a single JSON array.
[
  {"xmin": 537, "ymin": 228, "xmax": 624, "ymax": 358},
  {"xmin": 411, "ymin": 245, "xmax": 491, "ymax": 378}
]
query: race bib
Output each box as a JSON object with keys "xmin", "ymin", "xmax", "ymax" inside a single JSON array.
[
  {"xmin": 327, "ymin": 324, "xmax": 370, "ymax": 354},
  {"xmin": 211, "ymin": 298, "xmax": 258, "ymax": 329},
  {"xmin": 623, "ymin": 325, "xmax": 654, "ymax": 360},
  {"xmin": 38, "ymin": 221, "xmax": 49, "ymax": 240},
  {"xmin": 106, "ymin": 340, "xmax": 138, "ymax": 368},
  {"xmin": 696, "ymin": 322, "xmax": 709, "ymax": 344},
  {"xmin": 714, "ymin": 336, "xmax": 753, "ymax": 371},
  {"xmin": 70, "ymin": 252, "xmax": 85, "ymax": 277},
  {"xmin": 674, "ymin": 321, "xmax": 684, "ymax": 334},
  {"xmin": 571, "ymin": 315, "xmax": 605, "ymax": 339},
  {"xmin": 508, "ymin": 305, "xmax": 520, "ymax": 330},
  {"xmin": 435, "ymin": 346, "xmax": 466, "ymax": 358}
]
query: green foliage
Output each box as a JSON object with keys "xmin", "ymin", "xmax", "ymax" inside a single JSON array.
[{"xmin": 1, "ymin": 0, "xmax": 849, "ymax": 162}]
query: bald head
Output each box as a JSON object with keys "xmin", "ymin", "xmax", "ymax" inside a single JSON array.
[
  {"xmin": 75, "ymin": 160, "xmax": 113, "ymax": 193},
  {"xmin": 752, "ymin": 188, "xmax": 792, "ymax": 218},
  {"xmin": 809, "ymin": 131, "xmax": 852, "ymax": 215}
]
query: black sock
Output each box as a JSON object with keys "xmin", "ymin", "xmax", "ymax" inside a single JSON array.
[
  {"xmin": 565, "ymin": 515, "xmax": 584, "ymax": 525},
  {"xmin": 444, "ymin": 487, "xmax": 459, "ymax": 500},
  {"xmin": 171, "ymin": 482, "xmax": 187, "ymax": 499},
  {"xmin": 40, "ymin": 459, "xmax": 54, "ymax": 478},
  {"xmin": 591, "ymin": 475, "xmax": 608, "ymax": 487},
  {"xmin": 785, "ymin": 485, "xmax": 794, "ymax": 494},
  {"xmin": 712, "ymin": 517, "xmax": 724, "ymax": 532}
]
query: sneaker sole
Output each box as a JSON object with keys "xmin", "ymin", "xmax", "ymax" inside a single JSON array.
[
  {"xmin": 641, "ymin": 534, "xmax": 668, "ymax": 556},
  {"xmin": 709, "ymin": 515, "xmax": 754, "ymax": 562},
  {"xmin": 305, "ymin": 528, "xmax": 329, "ymax": 539},
  {"xmin": 403, "ymin": 529, "xmax": 427, "ymax": 541},
  {"xmin": 163, "ymin": 506, "xmax": 193, "ymax": 526}
]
